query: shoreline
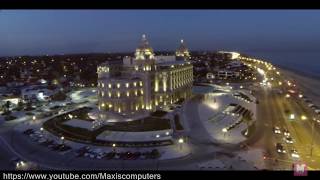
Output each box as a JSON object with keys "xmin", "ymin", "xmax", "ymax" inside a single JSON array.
[
  {"xmin": 277, "ymin": 67, "xmax": 320, "ymax": 107},
  {"xmin": 277, "ymin": 64, "xmax": 320, "ymax": 81}
]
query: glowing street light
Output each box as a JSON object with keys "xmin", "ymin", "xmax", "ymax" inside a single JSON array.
[
  {"xmin": 178, "ymin": 138, "xmax": 184, "ymax": 150},
  {"xmin": 61, "ymin": 136, "xmax": 65, "ymax": 144},
  {"xmin": 301, "ymin": 115, "xmax": 307, "ymax": 120},
  {"xmin": 289, "ymin": 114, "xmax": 295, "ymax": 120},
  {"xmin": 32, "ymin": 116, "xmax": 36, "ymax": 121},
  {"xmin": 222, "ymin": 128, "xmax": 228, "ymax": 139},
  {"xmin": 299, "ymin": 94, "xmax": 303, "ymax": 98},
  {"xmin": 285, "ymin": 94, "xmax": 290, "ymax": 98},
  {"xmin": 112, "ymin": 143, "xmax": 116, "ymax": 152}
]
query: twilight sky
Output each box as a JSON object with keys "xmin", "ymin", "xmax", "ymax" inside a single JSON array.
[{"xmin": 1, "ymin": 10, "xmax": 320, "ymax": 56}]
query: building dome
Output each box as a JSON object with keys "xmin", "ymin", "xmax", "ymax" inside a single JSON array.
[
  {"xmin": 175, "ymin": 39, "xmax": 190, "ymax": 59},
  {"xmin": 135, "ymin": 34, "xmax": 155, "ymax": 60}
]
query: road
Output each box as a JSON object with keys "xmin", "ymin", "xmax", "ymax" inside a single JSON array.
[{"xmin": 240, "ymin": 56, "xmax": 320, "ymax": 170}]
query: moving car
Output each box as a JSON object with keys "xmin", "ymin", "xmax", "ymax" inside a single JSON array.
[
  {"xmin": 276, "ymin": 143, "xmax": 286, "ymax": 154},
  {"xmin": 273, "ymin": 126, "xmax": 281, "ymax": 134},
  {"xmin": 283, "ymin": 129, "xmax": 290, "ymax": 137},
  {"xmin": 291, "ymin": 149, "xmax": 300, "ymax": 159},
  {"xmin": 285, "ymin": 137, "xmax": 294, "ymax": 144}
]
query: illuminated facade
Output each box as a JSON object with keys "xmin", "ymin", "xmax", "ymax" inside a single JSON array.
[{"xmin": 96, "ymin": 35, "xmax": 193, "ymax": 124}]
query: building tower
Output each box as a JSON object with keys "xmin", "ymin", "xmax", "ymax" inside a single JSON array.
[
  {"xmin": 135, "ymin": 34, "xmax": 155, "ymax": 60},
  {"xmin": 175, "ymin": 39, "xmax": 190, "ymax": 61}
]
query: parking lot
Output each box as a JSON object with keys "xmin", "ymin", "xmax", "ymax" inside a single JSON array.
[{"xmin": 22, "ymin": 128, "xmax": 161, "ymax": 161}]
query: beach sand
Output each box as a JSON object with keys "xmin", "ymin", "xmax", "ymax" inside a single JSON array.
[{"xmin": 279, "ymin": 68, "xmax": 320, "ymax": 106}]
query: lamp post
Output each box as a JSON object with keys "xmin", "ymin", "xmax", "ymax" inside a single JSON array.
[
  {"xmin": 61, "ymin": 136, "xmax": 65, "ymax": 144},
  {"xmin": 112, "ymin": 143, "xmax": 116, "ymax": 152},
  {"xmin": 222, "ymin": 128, "xmax": 228, "ymax": 140},
  {"xmin": 310, "ymin": 119, "xmax": 315, "ymax": 158},
  {"xmin": 178, "ymin": 138, "xmax": 184, "ymax": 151}
]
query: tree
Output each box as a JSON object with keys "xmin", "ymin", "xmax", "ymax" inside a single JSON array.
[
  {"xmin": 25, "ymin": 101, "xmax": 34, "ymax": 111},
  {"xmin": 51, "ymin": 91, "xmax": 67, "ymax": 101},
  {"xmin": 16, "ymin": 100, "xmax": 24, "ymax": 111},
  {"xmin": 4, "ymin": 101, "xmax": 11, "ymax": 113}
]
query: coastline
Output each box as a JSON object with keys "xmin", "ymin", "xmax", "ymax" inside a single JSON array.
[{"xmin": 278, "ymin": 67, "xmax": 320, "ymax": 107}]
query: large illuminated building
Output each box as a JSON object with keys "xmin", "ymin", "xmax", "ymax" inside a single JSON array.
[{"xmin": 96, "ymin": 35, "xmax": 193, "ymax": 124}]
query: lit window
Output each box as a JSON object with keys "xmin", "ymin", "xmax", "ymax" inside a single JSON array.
[
  {"xmin": 126, "ymin": 83, "xmax": 129, "ymax": 88},
  {"xmin": 109, "ymin": 104, "xmax": 112, "ymax": 108},
  {"xmin": 139, "ymin": 81, "xmax": 143, "ymax": 86},
  {"xmin": 108, "ymin": 84, "xmax": 111, "ymax": 88},
  {"xmin": 135, "ymin": 90, "xmax": 138, "ymax": 96},
  {"xmin": 117, "ymin": 83, "xmax": 120, "ymax": 88},
  {"xmin": 117, "ymin": 92, "xmax": 120, "ymax": 97},
  {"xmin": 102, "ymin": 83, "xmax": 105, "ymax": 88},
  {"xmin": 108, "ymin": 92, "xmax": 111, "ymax": 97},
  {"xmin": 127, "ymin": 91, "xmax": 130, "ymax": 97},
  {"xmin": 102, "ymin": 92, "xmax": 104, "ymax": 97},
  {"xmin": 140, "ymin": 89, "xmax": 143, "ymax": 95},
  {"xmin": 134, "ymin": 82, "xmax": 137, "ymax": 87}
]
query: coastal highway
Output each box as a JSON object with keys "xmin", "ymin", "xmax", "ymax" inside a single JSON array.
[{"xmin": 240, "ymin": 56, "xmax": 320, "ymax": 170}]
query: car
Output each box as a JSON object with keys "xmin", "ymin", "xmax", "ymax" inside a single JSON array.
[
  {"xmin": 291, "ymin": 149, "xmax": 300, "ymax": 159},
  {"xmin": 10, "ymin": 157, "xmax": 22, "ymax": 166},
  {"xmin": 105, "ymin": 152, "xmax": 116, "ymax": 159},
  {"xmin": 273, "ymin": 126, "xmax": 281, "ymax": 134},
  {"xmin": 283, "ymin": 129, "xmax": 290, "ymax": 137},
  {"xmin": 276, "ymin": 143, "xmax": 286, "ymax": 154},
  {"xmin": 23, "ymin": 129, "xmax": 34, "ymax": 135},
  {"xmin": 285, "ymin": 137, "xmax": 294, "ymax": 144}
]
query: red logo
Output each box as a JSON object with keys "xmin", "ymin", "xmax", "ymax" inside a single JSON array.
[{"xmin": 293, "ymin": 163, "xmax": 308, "ymax": 176}]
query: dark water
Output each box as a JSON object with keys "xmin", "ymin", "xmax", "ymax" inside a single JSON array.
[{"xmin": 243, "ymin": 51, "xmax": 320, "ymax": 79}]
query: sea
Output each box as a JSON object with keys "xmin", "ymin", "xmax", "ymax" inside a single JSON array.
[{"xmin": 243, "ymin": 51, "xmax": 320, "ymax": 79}]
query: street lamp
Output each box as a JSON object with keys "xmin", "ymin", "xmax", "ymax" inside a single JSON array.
[
  {"xmin": 301, "ymin": 115, "xmax": 307, "ymax": 120},
  {"xmin": 112, "ymin": 143, "xmax": 116, "ymax": 152},
  {"xmin": 32, "ymin": 116, "xmax": 36, "ymax": 121},
  {"xmin": 310, "ymin": 119, "xmax": 315, "ymax": 158},
  {"xmin": 178, "ymin": 138, "xmax": 184, "ymax": 150},
  {"xmin": 61, "ymin": 136, "xmax": 65, "ymax": 144},
  {"xmin": 222, "ymin": 128, "xmax": 228, "ymax": 139}
]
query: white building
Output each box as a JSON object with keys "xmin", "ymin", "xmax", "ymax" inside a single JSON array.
[{"xmin": 96, "ymin": 35, "xmax": 193, "ymax": 124}]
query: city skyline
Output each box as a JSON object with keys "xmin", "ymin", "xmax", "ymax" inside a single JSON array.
[{"xmin": 2, "ymin": 10, "xmax": 320, "ymax": 56}]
